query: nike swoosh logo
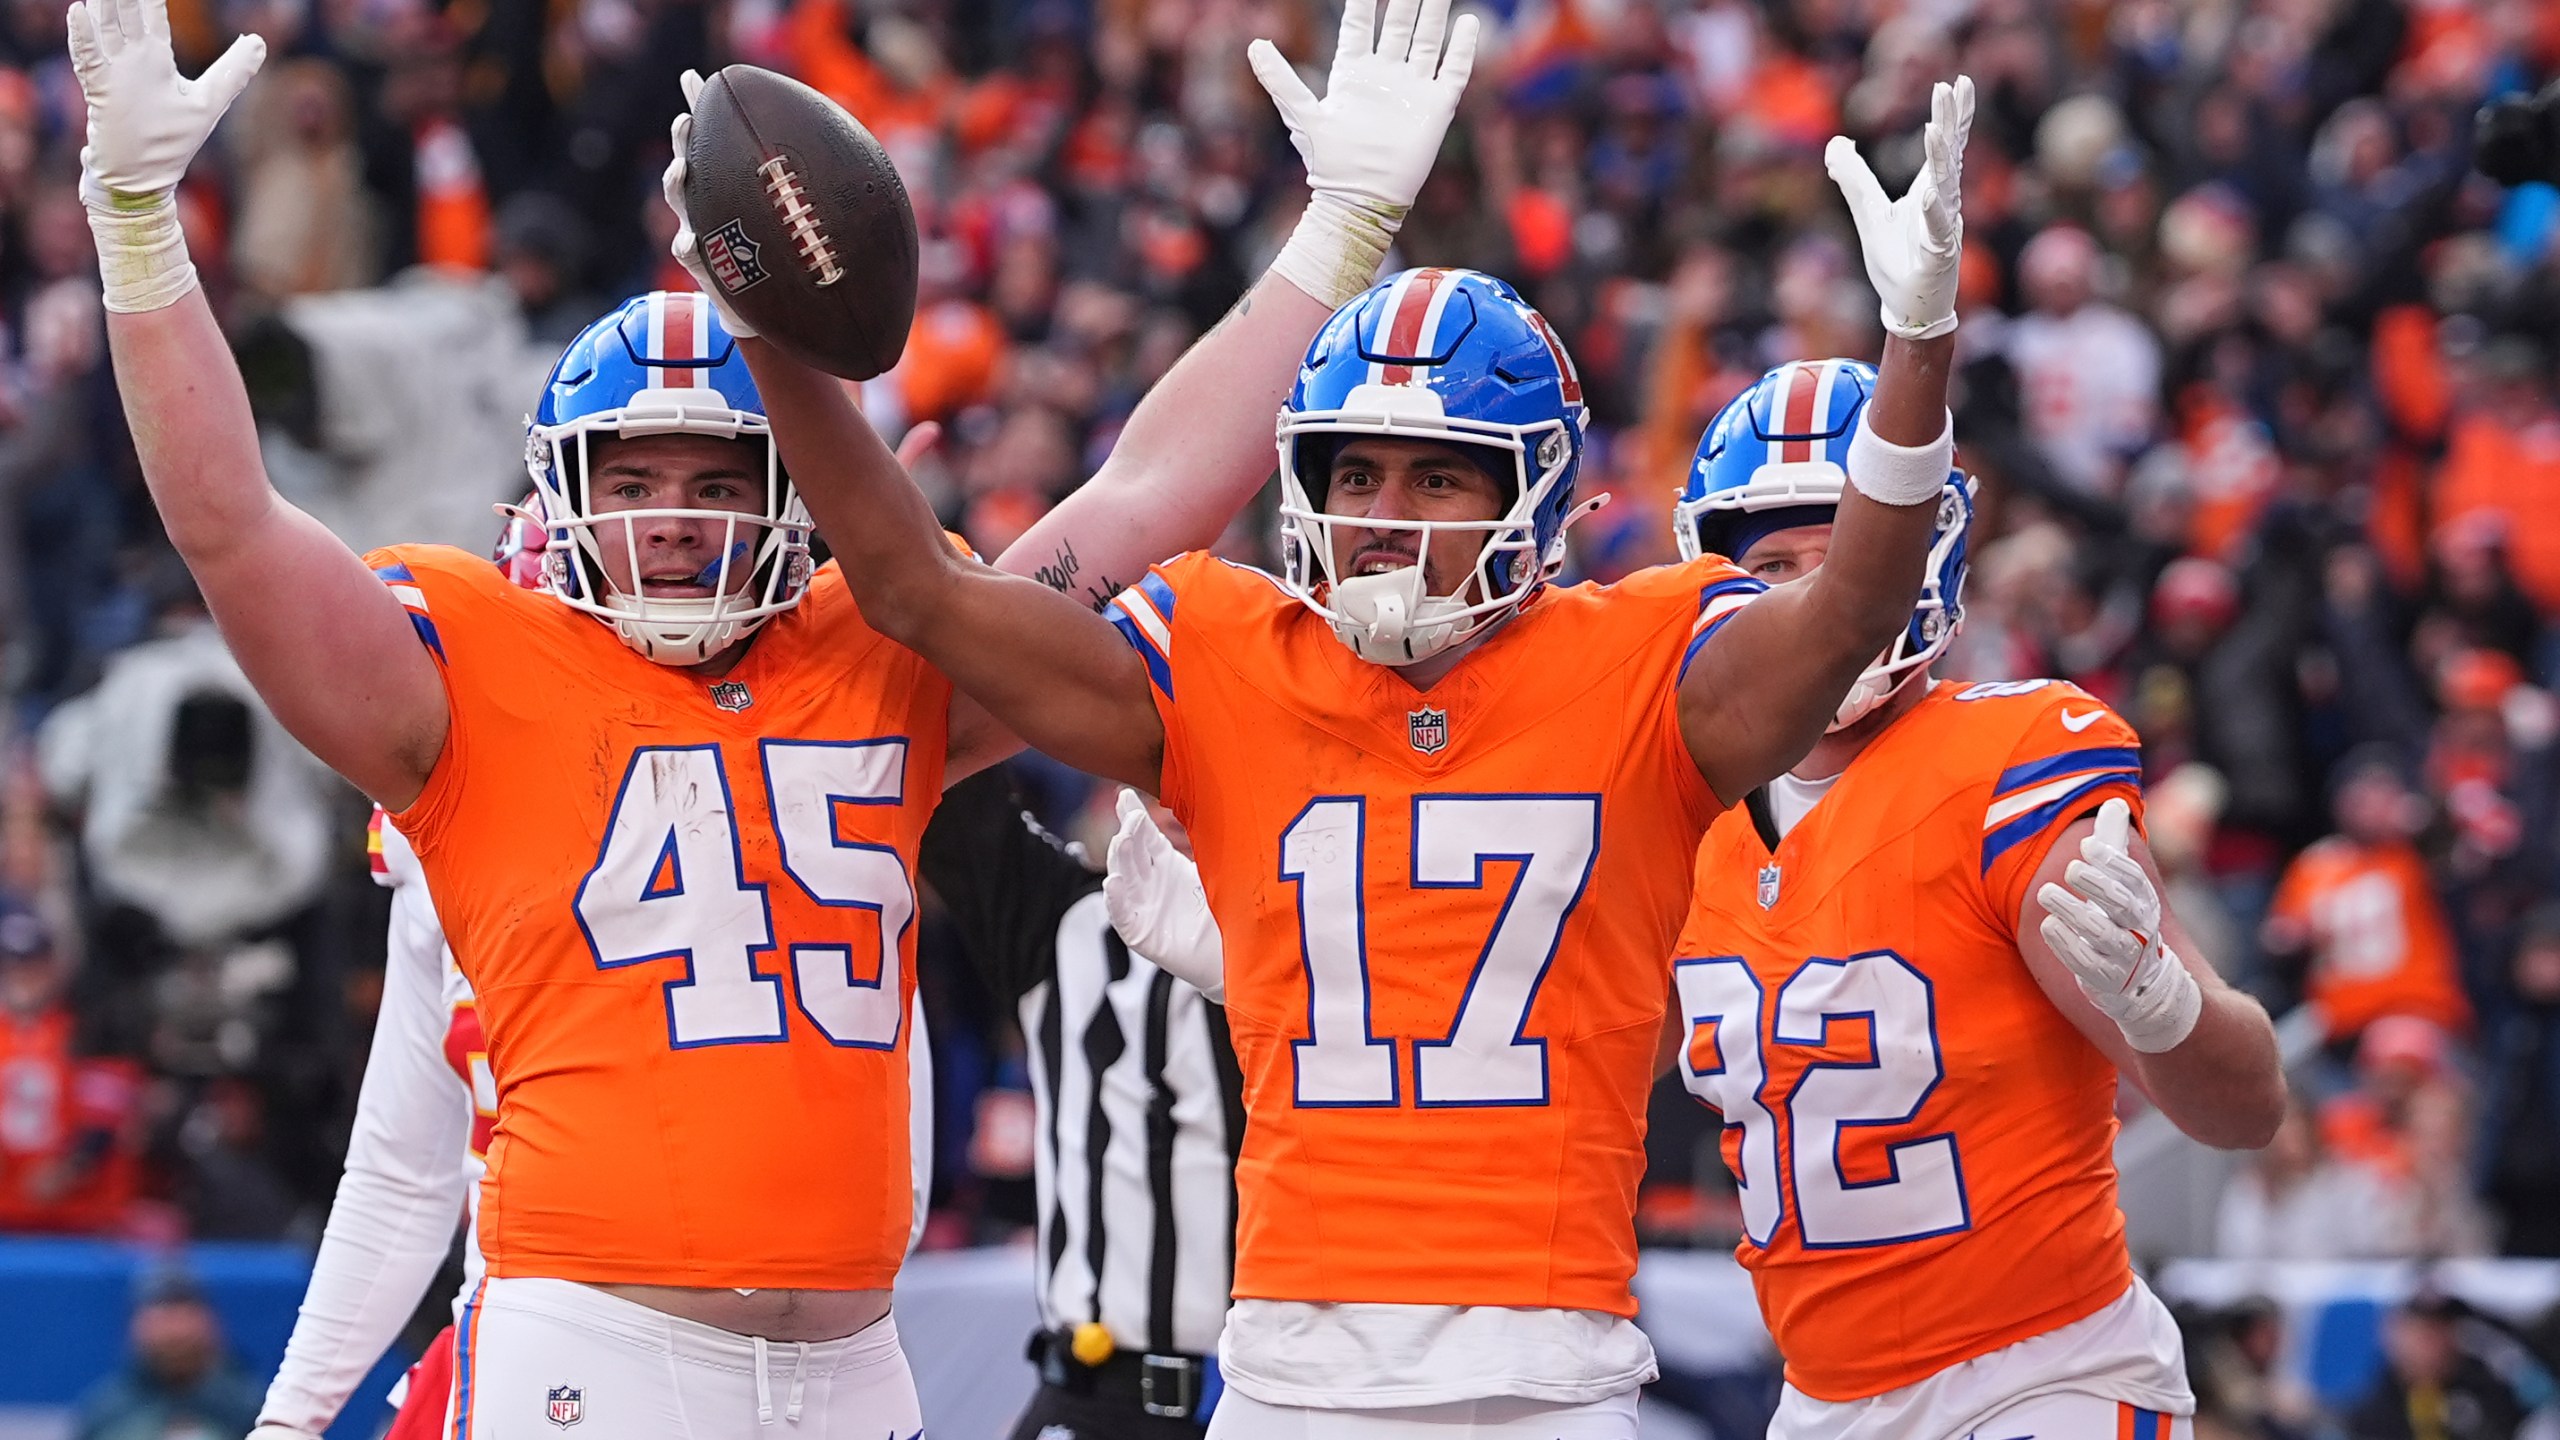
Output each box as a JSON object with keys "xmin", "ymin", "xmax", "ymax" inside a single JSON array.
[{"xmin": 2060, "ymin": 709, "xmax": 2103, "ymax": 732}]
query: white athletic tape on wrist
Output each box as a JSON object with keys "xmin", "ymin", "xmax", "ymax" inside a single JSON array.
[
  {"xmin": 89, "ymin": 193, "xmax": 197, "ymax": 314},
  {"xmin": 1882, "ymin": 304, "xmax": 1958, "ymax": 342},
  {"xmin": 2119, "ymin": 945, "xmax": 2204, "ymax": 1054},
  {"xmin": 1270, "ymin": 190, "xmax": 1404, "ymax": 310},
  {"xmin": 1844, "ymin": 409, "xmax": 1955, "ymax": 507}
]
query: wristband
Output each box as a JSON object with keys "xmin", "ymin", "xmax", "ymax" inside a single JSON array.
[
  {"xmin": 1269, "ymin": 190, "xmax": 1404, "ymax": 310},
  {"xmin": 1844, "ymin": 409, "xmax": 1955, "ymax": 507},
  {"xmin": 88, "ymin": 192, "xmax": 197, "ymax": 314}
]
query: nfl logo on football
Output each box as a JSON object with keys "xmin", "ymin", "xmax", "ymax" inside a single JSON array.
[
  {"xmin": 545, "ymin": 1385, "xmax": 583, "ymax": 1428},
  {"xmin": 703, "ymin": 219, "xmax": 767, "ymax": 295},
  {"xmin": 1407, "ymin": 706, "xmax": 1448, "ymax": 755},
  {"xmin": 710, "ymin": 681, "xmax": 753, "ymax": 713}
]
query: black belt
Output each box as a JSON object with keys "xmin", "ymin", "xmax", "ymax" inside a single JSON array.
[{"xmin": 1027, "ymin": 1329, "xmax": 1210, "ymax": 1420}]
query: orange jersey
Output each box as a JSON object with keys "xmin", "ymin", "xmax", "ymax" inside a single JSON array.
[
  {"xmin": 1674, "ymin": 678, "xmax": 2145, "ymax": 1401},
  {"xmin": 2267, "ymin": 838, "xmax": 2470, "ymax": 1041},
  {"xmin": 1106, "ymin": 552, "xmax": 1764, "ymax": 1316},
  {"xmin": 0, "ymin": 1008, "xmax": 138, "ymax": 1233},
  {"xmin": 370, "ymin": 544, "xmax": 949, "ymax": 1290}
]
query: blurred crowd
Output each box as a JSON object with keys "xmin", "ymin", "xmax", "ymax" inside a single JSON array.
[{"xmin": 0, "ymin": 0, "xmax": 2556, "ymax": 1425}]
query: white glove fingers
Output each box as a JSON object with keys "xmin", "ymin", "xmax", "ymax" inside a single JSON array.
[
  {"xmin": 196, "ymin": 33, "xmax": 266, "ymax": 116},
  {"xmin": 2040, "ymin": 915, "xmax": 2111, "ymax": 984},
  {"xmin": 65, "ymin": 4, "xmax": 101, "ymax": 82},
  {"xmin": 136, "ymin": 0, "xmax": 166, "ymax": 47},
  {"xmin": 680, "ymin": 67, "xmax": 705, "ymax": 107},
  {"xmin": 2061, "ymin": 859, "xmax": 2144, "ymax": 922},
  {"xmin": 1378, "ymin": 0, "xmax": 1423, "ymax": 63},
  {"xmin": 111, "ymin": 0, "xmax": 144, "ymax": 55},
  {"xmin": 2093, "ymin": 796, "xmax": 2132, "ymax": 852},
  {"xmin": 1409, "ymin": 0, "xmax": 1448, "ymax": 76},
  {"xmin": 1824, "ymin": 136, "xmax": 1890, "ymax": 229},
  {"xmin": 1436, "ymin": 12, "xmax": 1478, "ymax": 89},
  {"xmin": 2036, "ymin": 880, "xmax": 2106, "ymax": 933},
  {"xmin": 1246, "ymin": 38, "xmax": 1317, "ymax": 133},
  {"xmin": 1114, "ymin": 786, "xmax": 1150, "ymax": 830},
  {"xmin": 1334, "ymin": 0, "xmax": 1375, "ymax": 65}
]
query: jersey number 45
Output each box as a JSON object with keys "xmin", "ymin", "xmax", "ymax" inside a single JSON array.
[{"xmin": 575, "ymin": 742, "xmax": 916, "ymax": 1050}]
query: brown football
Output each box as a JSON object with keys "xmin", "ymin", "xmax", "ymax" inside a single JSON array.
[{"xmin": 683, "ymin": 65, "xmax": 918, "ymax": 381}]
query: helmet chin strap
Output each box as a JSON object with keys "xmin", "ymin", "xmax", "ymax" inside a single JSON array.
[
  {"xmin": 1828, "ymin": 655, "xmax": 1926, "ymax": 732},
  {"xmin": 1327, "ymin": 566, "xmax": 1471, "ymax": 666}
]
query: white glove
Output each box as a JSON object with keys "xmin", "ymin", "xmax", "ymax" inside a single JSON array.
[
  {"xmin": 1254, "ymin": 0, "xmax": 1478, "ymax": 308},
  {"xmin": 1827, "ymin": 75, "xmax": 1972, "ymax": 341},
  {"xmin": 662, "ymin": 69, "xmax": 757, "ymax": 339},
  {"xmin": 2037, "ymin": 798, "xmax": 2202, "ymax": 1054},
  {"xmin": 1103, "ymin": 789, "xmax": 1225, "ymax": 1004},
  {"xmin": 66, "ymin": 0, "xmax": 263, "ymax": 311},
  {"xmin": 246, "ymin": 1426, "xmax": 322, "ymax": 1440}
]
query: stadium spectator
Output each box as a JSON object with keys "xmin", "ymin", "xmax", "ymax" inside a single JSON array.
[
  {"xmin": 0, "ymin": 902, "xmax": 138, "ymax": 1233},
  {"xmin": 2480, "ymin": 904, "xmax": 2560, "ymax": 1256},
  {"xmin": 2217, "ymin": 1092, "xmax": 2395, "ymax": 1260},
  {"xmin": 2320, "ymin": 1016, "xmax": 2495, "ymax": 1258},
  {"xmin": 2345, "ymin": 1291, "xmax": 2532, "ymax": 1440},
  {"xmin": 2265, "ymin": 750, "xmax": 2472, "ymax": 1044},
  {"xmin": 2003, "ymin": 223, "xmax": 2162, "ymax": 500},
  {"xmin": 72, "ymin": 1268, "xmax": 263, "ymax": 1440}
]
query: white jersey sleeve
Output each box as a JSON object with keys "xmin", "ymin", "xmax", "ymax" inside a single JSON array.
[{"xmin": 256, "ymin": 818, "xmax": 475, "ymax": 1435}]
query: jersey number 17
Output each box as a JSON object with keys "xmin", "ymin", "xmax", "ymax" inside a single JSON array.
[{"xmin": 1282, "ymin": 794, "xmax": 1598, "ymax": 1109}]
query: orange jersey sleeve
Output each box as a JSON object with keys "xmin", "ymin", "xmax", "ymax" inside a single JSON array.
[
  {"xmin": 1973, "ymin": 680, "xmax": 2147, "ymax": 928},
  {"xmin": 1101, "ymin": 556, "xmax": 1756, "ymax": 1316},
  {"xmin": 1673, "ymin": 680, "xmax": 2136, "ymax": 1400},
  {"xmin": 362, "ymin": 544, "xmax": 949, "ymax": 1290}
]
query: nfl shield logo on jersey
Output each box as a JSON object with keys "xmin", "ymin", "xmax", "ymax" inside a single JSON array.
[
  {"xmin": 709, "ymin": 681, "xmax": 753, "ymax": 713},
  {"xmin": 1407, "ymin": 706, "xmax": 1449, "ymax": 755},
  {"xmin": 545, "ymin": 1386, "xmax": 583, "ymax": 1428},
  {"xmin": 703, "ymin": 219, "xmax": 767, "ymax": 295},
  {"xmin": 1757, "ymin": 862, "xmax": 1782, "ymax": 909}
]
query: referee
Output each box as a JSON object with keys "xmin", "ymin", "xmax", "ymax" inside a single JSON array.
[{"xmin": 921, "ymin": 768, "xmax": 1243, "ymax": 1440}]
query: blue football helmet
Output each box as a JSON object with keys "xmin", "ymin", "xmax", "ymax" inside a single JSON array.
[
  {"xmin": 1276, "ymin": 268, "xmax": 1590, "ymax": 665},
  {"xmin": 1676, "ymin": 357, "xmax": 1974, "ymax": 730},
  {"xmin": 522, "ymin": 291, "xmax": 811, "ymax": 666}
]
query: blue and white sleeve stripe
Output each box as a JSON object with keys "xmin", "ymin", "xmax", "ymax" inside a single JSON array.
[
  {"xmin": 1980, "ymin": 763, "xmax": 2142, "ymax": 873},
  {"xmin": 1104, "ymin": 576, "xmax": 1176, "ymax": 701},
  {"xmin": 1679, "ymin": 575, "xmax": 1771, "ymax": 681}
]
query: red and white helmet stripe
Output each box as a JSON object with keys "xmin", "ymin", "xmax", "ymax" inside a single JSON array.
[
  {"xmin": 1765, "ymin": 358, "xmax": 1846, "ymax": 464},
  {"xmin": 1369, "ymin": 267, "xmax": 1458, "ymax": 386},
  {"xmin": 642, "ymin": 290, "xmax": 710, "ymax": 388}
]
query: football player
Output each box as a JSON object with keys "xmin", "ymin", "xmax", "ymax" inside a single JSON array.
[
  {"xmin": 730, "ymin": 71, "xmax": 1981, "ymax": 1439},
  {"xmin": 73, "ymin": 0, "xmax": 1476, "ymax": 1425},
  {"xmin": 247, "ymin": 499, "xmax": 933, "ymax": 1440},
  {"xmin": 1661, "ymin": 361, "xmax": 2287, "ymax": 1440}
]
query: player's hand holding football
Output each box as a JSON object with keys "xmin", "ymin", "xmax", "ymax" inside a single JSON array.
[
  {"xmin": 2037, "ymin": 798, "xmax": 2202, "ymax": 1054},
  {"xmin": 1103, "ymin": 789, "xmax": 1225, "ymax": 1004},
  {"xmin": 1827, "ymin": 75, "xmax": 1973, "ymax": 341},
  {"xmin": 65, "ymin": 0, "xmax": 263, "ymax": 311},
  {"xmin": 1252, "ymin": 0, "xmax": 1478, "ymax": 308},
  {"xmin": 661, "ymin": 69, "xmax": 756, "ymax": 339}
]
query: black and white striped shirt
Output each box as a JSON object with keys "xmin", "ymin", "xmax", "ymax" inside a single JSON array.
[{"xmin": 921, "ymin": 771, "xmax": 1244, "ymax": 1358}]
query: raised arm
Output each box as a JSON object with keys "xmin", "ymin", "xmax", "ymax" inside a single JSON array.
[
  {"xmin": 78, "ymin": 0, "xmax": 444, "ymax": 807},
  {"xmin": 741, "ymin": 339, "xmax": 1166, "ymax": 790},
  {"xmin": 2027, "ymin": 799, "xmax": 2286, "ymax": 1149},
  {"xmin": 996, "ymin": 0, "xmax": 1478, "ymax": 610},
  {"xmin": 1680, "ymin": 79, "xmax": 1973, "ymax": 806}
]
